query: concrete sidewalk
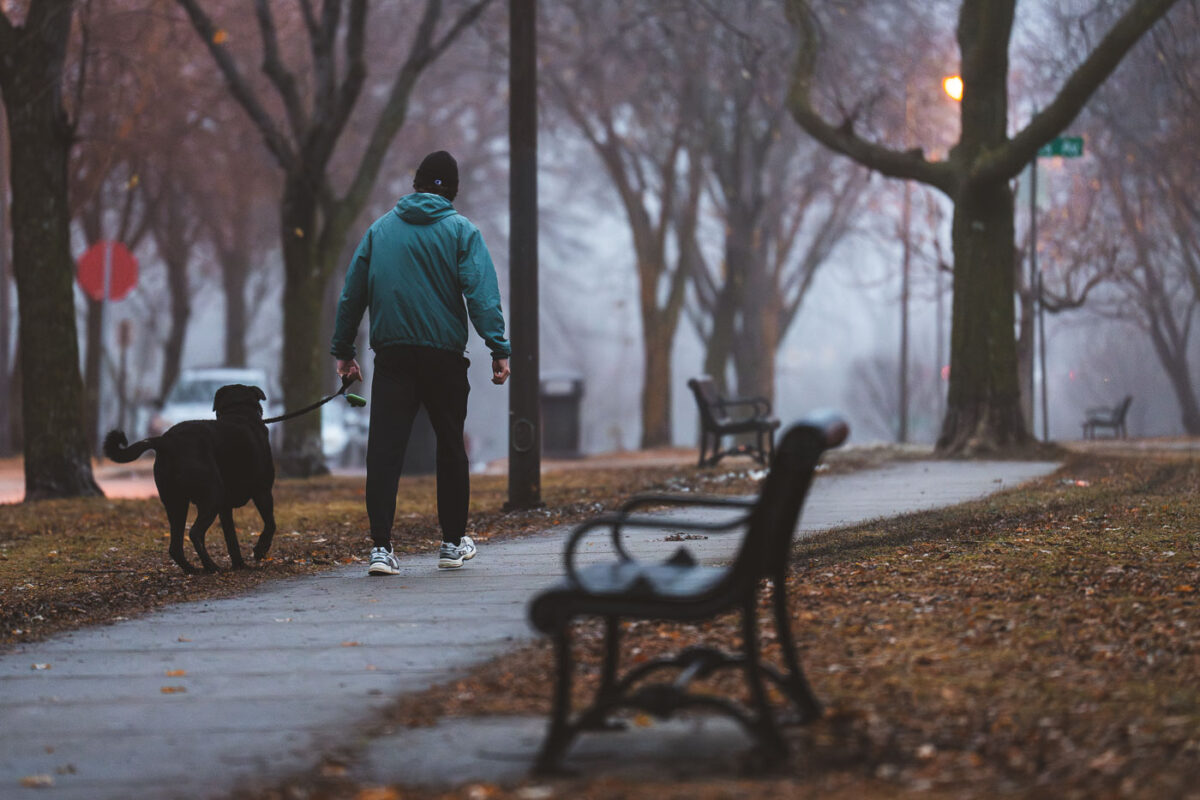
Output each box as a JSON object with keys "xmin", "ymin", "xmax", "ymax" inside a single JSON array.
[{"xmin": 0, "ymin": 459, "xmax": 1058, "ymax": 799}]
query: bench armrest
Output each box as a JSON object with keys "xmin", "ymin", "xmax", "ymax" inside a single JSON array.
[
  {"xmin": 563, "ymin": 508, "xmax": 751, "ymax": 586},
  {"xmin": 716, "ymin": 396, "xmax": 772, "ymax": 418}
]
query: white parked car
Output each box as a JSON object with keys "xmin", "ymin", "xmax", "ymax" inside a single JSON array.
[
  {"xmin": 149, "ymin": 367, "xmax": 362, "ymax": 463},
  {"xmin": 149, "ymin": 367, "xmax": 283, "ymax": 437}
]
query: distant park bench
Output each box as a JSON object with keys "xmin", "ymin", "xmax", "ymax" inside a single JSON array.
[
  {"xmin": 1081, "ymin": 395, "xmax": 1133, "ymax": 440},
  {"xmin": 527, "ymin": 413, "xmax": 849, "ymax": 774},
  {"xmin": 687, "ymin": 376, "xmax": 781, "ymax": 468}
]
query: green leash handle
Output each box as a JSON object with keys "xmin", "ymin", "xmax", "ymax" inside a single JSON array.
[{"xmin": 263, "ymin": 375, "xmax": 367, "ymax": 424}]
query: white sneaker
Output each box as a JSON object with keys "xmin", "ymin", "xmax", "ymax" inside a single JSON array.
[
  {"xmin": 368, "ymin": 546, "xmax": 400, "ymax": 576},
  {"xmin": 437, "ymin": 535, "xmax": 477, "ymax": 570}
]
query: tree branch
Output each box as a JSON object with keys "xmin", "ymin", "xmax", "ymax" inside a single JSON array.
[
  {"xmin": 782, "ymin": 0, "xmax": 957, "ymax": 195},
  {"xmin": 328, "ymin": 0, "xmax": 366, "ymax": 143},
  {"xmin": 327, "ymin": 1, "xmax": 451, "ymax": 245},
  {"xmin": 254, "ymin": 0, "xmax": 309, "ymax": 140},
  {"xmin": 307, "ymin": 0, "xmax": 340, "ymax": 127},
  {"xmin": 975, "ymin": 0, "xmax": 1183, "ymax": 183},
  {"xmin": 175, "ymin": 0, "xmax": 297, "ymax": 171}
]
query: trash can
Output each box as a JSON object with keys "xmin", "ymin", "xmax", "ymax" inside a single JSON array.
[{"xmin": 540, "ymin": 371, "xmax": 584, "ymax": 459}]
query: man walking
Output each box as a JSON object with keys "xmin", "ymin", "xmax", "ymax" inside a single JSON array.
[{"xmin": 331, "ymin": 151, "xmax": 510, "ymax": 575}]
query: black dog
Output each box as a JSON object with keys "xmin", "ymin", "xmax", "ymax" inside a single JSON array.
[{"xmin": 103, "ymin": 384, "xmax": 277, "ymax": 574}]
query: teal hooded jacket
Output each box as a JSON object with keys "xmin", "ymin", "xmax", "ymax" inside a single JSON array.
[{"xmin": 331, "ymin": 193, "xmax": 511, "ymax": 361}]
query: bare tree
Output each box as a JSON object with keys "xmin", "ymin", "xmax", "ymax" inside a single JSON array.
[
  {"xmin": 175, "ymin": 0, "xmax": 493, "ymax": 475},
  {"xmin": 684, "ymin": 1, "xmax": 868, "ymax": 403},
  {"xmin": 541, "ymin": 0, "xmax": 705, "ymax": 448},
  {"xmin": 1088, "ymin": 73, "xmax": 1200, "ymax": 431},
  {"xmin": 0, "ymin": 0, "xmax": 101, "ymax": 499},
  {"xmin": 785, "ymin": 0, "xmax": 1182, "ymax": 454}
]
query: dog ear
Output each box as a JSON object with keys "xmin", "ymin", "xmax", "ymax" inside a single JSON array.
[
  {"xmin": 213, "ymin": 386, "xmax": 229, "ymax": 412},
  {"xmin": 253, "ymin": 386, "xmax": 266, "ymax": 402}
]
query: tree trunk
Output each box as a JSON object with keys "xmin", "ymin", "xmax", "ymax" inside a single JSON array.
[
  {"xmin": 221, "ymin": 250, "xmax": 249, "ymax": 368},
  {"xmin": 0, "ymin": 1, "xmax": 102, "ymax": 499},
  {"xmin": 276, "ymin": 176, "xmax": 328, "ymax": 477},
  {"xmin": 1160, "ymin": 353, "xmax": 1200, "ymax": 435},
  {"xmin": 83, "ymin": 298, "xmax": 102, "ymax": 452},
  {"xmin": 1145, "ymin": 316, "xmax": 1200, "ymax": 436},
  {"xmin": 703, "ymin": 219, "xmax": 751, "ymax": 394},
  {"xmin": 156, "ymin": 184, "xmax": 193, "ymax": 401},
  {"xmin": 1016, "ymin": 283, "xmax": 1034, "ymax": 432},
  {"xmin": 159, "ymin": 257, "xmax": 190, "ymax": 401},
  {"xmin": 733, "ymin": 284, "xmax": 780, "ymax": 404},
  {"xmin": 702, "ymin": 288, "xmax": 736, "ymax": 394},
  {"xmin": 640, "ymin": 311, "xmax": 673, "ymax": 449},
  {"xmin": 937, "ymin": 180, "xmax": 1029, "ymax": 453}
]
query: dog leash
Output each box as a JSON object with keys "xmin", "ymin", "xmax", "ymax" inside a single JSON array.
[{"xmin": 263, "ymin": 376, "xmax": 367, "ymax": 425}]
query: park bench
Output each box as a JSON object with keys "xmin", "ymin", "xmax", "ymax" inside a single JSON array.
[
  {"xmin": 527, "ymin": 413, "xmax": 849, "ymax": 774},
  {"xmin": 687, "ymin": 376, "xmax": 781, "ymax": 468},
  {"xmin": 1081, "ymin": 394, "xmax": 1133, "ymax": 439}
]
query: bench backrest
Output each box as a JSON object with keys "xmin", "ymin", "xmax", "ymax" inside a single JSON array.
[
  {"xmin": 687, "ymin": 376, "xmax": 729, "ymax": 426},
  {"xmin": 728, "ymin": 414, "xmax": 848, "ymax": 586},
  {"xmin": 1114, "ymin": 395, "xmax": 1133, "ymax": 423}
]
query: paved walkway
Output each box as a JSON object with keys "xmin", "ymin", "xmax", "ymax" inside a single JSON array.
[{"xmin": 0, "ymin": 459, "xmax": 1058, "ymax": 798}]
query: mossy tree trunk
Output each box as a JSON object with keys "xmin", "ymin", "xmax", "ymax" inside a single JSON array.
[{"xmin": 0, "ymin": 0, "xmax": 102, "ymax": 499}]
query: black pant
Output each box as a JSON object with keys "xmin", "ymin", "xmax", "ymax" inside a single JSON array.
[{"xmin": 366, "ymin": 345, "xmax": 470, "ymax": 547}]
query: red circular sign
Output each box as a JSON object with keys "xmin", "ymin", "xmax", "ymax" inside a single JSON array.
[{"xmin": 77, "ymin": 241, "xmax": 138, "ymax": 302}]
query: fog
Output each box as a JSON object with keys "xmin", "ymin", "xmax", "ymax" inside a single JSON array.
[{"xmin": 6, "ymin": 0, "xmax": 1198, "ymax": 474}]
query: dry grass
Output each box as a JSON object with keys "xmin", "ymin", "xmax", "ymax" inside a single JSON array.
[{"xmin": 0, "ymin": 461, "xmax": 772, "ymax": 646}]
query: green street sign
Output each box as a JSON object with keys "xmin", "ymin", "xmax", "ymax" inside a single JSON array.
[{"xmin": 1038, "ymin": 136, "xmax": 1084, "ymax": 158}]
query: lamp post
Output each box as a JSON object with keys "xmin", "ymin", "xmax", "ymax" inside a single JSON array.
[
  {"xmin": 898, "ymin": 85, "xmax": 913, "ymax": 444},
  {"xmin": 507, "ymin": 0, "xmax": 542, "ymax": 509}
]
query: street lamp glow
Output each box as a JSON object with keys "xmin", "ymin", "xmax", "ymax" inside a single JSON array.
[{"xmin": 943, "ymin": 75, "xmax": 963, "ymax": 101}]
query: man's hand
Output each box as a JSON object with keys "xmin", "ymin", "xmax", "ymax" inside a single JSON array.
[
  {"xmin": 491, "ymin": 357, "xmax": 510, "ymax": 385},
  {"xmin": 336, "ymin": 358, "xmax": 362, "ymax": 384}
]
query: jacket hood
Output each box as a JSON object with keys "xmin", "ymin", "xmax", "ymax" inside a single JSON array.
[{"xmin": 395, "ymin": 193, "xmax": 458, "ymax": 225}]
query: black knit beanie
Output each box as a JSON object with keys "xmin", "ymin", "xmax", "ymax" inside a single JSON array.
[{"xmin": 413, "ymin": 150, "xmax": 459, "ymax": 200}]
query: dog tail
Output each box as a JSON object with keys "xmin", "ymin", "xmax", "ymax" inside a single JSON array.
[{"xmin": 103, "ymin": 429, "xmax": 160, "ymax": 463}]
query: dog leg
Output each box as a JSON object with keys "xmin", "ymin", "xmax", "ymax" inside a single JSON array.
[
  {"xmin": 219, "ymin": 509, "xmax": 247, "ymax": 569},
  {"xmin": 188, "ymin": 507, "xmax": 222, "ymax": 573},
  {"xmin": 162, "ymin": 494, "xmax": 198, "ymax": 574},
  {"xmin": 251, "ymin": 492, "xmax": 277, "ymax": 561}
]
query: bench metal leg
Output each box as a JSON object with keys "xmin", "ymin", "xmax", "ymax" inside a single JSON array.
[
  {"xmin": 533, "ymin": 628, "xmax": 577, "ymax": 775},
  {"xmin": 579, "ymin": 616, "xmax": 625, "ymax": 732},
  {"xmin": 771, "ymin": 578, "xmax": 821, "ymax": 722},
  {"xmin": 740, "ymin": 599, "xmax": 787, "ymax": 761}
]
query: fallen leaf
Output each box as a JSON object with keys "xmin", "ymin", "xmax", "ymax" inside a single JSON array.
[
  {"xmin": 165, "ymin": 669, "xmax": 187, "ymax": 677},
  {"xmin": 212, "ymin": 29, "xmax": 228, "ymax": 45},
  {"xmin": 20, "ymin": 775, "xmax": 54, "ymax": 788},
  {"xmin": 31, "ymin": 663, "xmax": 51, "ymax": 670},
  {"xmin": 160, "ymin": 686, "xmax": 187, "ymax": 694},
  {"xmin": 341, "ymin": 641, "xmax": 360, "ymax": 647}
]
